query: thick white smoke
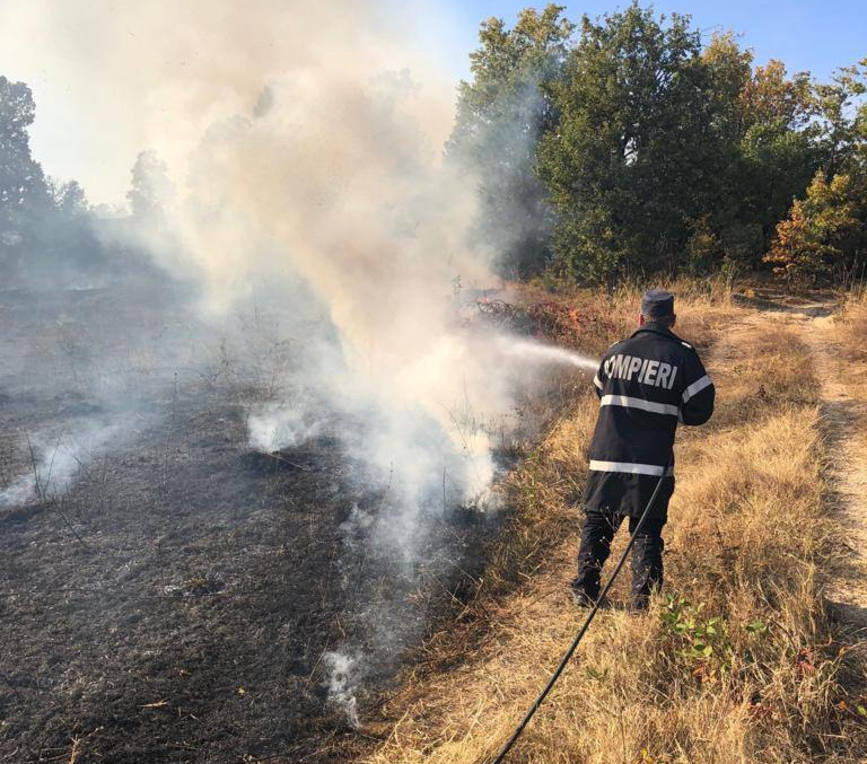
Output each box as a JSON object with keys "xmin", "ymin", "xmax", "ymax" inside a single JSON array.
[
  {"xmin": 49, "ymin": 0, "xmax": 566, "ymax": 552},
  {"xmin": 0, "ymin": 0, "xmax": 603, "ymax": 549},
  {"xmin": 0, "ymin": 0, "xmax": 604, "ymax": 730},
  {"xmin": 9, "ymin": 0, "xmax": 597, "ymax": 541}
]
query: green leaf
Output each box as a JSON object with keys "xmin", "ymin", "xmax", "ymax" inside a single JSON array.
[{"xmin": 745, "ymin": 620, "xmax": 767, "ymax": 634}]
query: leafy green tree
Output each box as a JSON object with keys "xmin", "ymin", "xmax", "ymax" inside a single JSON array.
[
  {"xmin": 0, "ymin": 76, "xmax": 48, "ymax": 211},
  {"xmin": 741, "ymin": 60, "xmax": 812, "ymax": 130},
  {"xmin": 0, "ymin": 76, "xmax": 52, "ymax": 276},
  {"xmin": 701, "ymin": 33, "xmax": 752, "ymax": 143},
  {"xmin": 538, "ymin": 4, "xmax": 732, "ymax": 282},
  {"xmin": 0, "ymin": 77, "xmax": 115, "ymax": 286},
  {"xmin": 53, "ymin": 180, "xmax": 88, "ymax": 219},
  {"xmin": 709, "ymin": 59, "xmax": 816, "ymax": 268},
  {"xmin": 695, "ymin": 34, "xmax": 762, "ymax": 269},
  {"xmin": 811, "ymin": 60, "xmax": 867, "ymax": 177},
  {"xmin": 44, "ymin": 178, "xmax": 100, "ymax": 275},
  {"xmin": 763, "ymin": 61, "xmax": 866, "ymax": 285},
  {"xmin": 448, "ymin": 4, "xmax": 573, "ymax": 278}
]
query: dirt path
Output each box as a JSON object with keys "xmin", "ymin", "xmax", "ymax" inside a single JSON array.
[
  {"xmin": 738, "ymin": 292, "xmax": 867, "ymax": 628},
  {"xmin": 803, "ymin": 309, "xmax": 867, "ymax": 628}
]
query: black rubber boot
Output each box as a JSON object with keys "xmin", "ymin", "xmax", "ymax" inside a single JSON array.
[
  {"xmin": 572, "ymin": 508, "xmax": 620, "ymax": 605},
  {"xmin": 627, "ymin": 515, "xmax": 665, "ymax": 611}
]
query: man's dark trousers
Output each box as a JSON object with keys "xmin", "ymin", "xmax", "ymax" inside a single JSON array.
[{"xmin": 571, "ymin": 507, "xmax": 665, "ymax": 610}]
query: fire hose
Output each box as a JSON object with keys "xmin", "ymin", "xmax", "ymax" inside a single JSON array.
[{"xmin": 491, "ymin": 467, "xmax": 671, "ymax": 763}]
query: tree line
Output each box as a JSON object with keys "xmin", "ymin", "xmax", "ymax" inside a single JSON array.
[
  {"xmin": 2, "ymin": 3, "xmax": 864, "ymax": 288},
  {"xmin": 449, "ymin": 3, "xmax": 866, "ymax": 286},
  {"xmin": 0, "ymin": 75, "xmax": 98, "ymax": 283},
  {"xmin": 0, "ymin": 75, "xmax": 172, "ymax": 286}
]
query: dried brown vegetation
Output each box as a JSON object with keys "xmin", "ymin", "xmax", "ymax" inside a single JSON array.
[
  {"xmin": 835, "ymin": 292, "xmax": 867, "ymax": 365},
  {"xmin": 358, "ymin": 284, "xmax": 867, "ymax": 763}
]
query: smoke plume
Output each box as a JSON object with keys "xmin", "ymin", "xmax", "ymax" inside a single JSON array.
[
  {"xmin": 1, "ymin": 0, "xmax": 596, "ymax": 723},
  {"xmin": 38, "ymin": 0, "xmax": 565, "ymax": 551}
]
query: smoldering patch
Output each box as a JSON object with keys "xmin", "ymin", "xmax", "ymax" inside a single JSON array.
[{"xmin": 322, "ymin": 650, "xmax": 362, "ymax": 730}]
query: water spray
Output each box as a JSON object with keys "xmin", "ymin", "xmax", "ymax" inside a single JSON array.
[{"xmin": 494, "ymin": 336, "xmax": 599, "ymax": 371}]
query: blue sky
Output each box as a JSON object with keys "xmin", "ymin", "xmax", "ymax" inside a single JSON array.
[{"xmin": 443, "ymin": 1, "xmax": 865, "ymax": 83}]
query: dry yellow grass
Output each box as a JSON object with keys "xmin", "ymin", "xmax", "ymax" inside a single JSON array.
[
  {"xmin": 833, "ymin": 292, "xmax": 867, "ymax": 393},
  {"xmin": 836, "ymin": 292, "xmax": 867, "ymax": 460},
  {"xmin": 360, "ymin": 285, "xmax": 867, "ymax": 763}
]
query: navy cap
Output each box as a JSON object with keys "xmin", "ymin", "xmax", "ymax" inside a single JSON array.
[{"xmin": 640, "ymin": 289, "xmax": 675, "ymax": 319}]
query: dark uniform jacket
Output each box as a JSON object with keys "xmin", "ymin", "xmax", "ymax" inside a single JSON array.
[{"xmin": 584, "ymin": 322, "xmax": 714, "ymax": 521}]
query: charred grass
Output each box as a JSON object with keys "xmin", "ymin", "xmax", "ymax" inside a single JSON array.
[
  {"xmin": 360, "ymin": 285, "xmax": 867, "ymax": 763},
  {"xmin": 0, "ymin": 286, "xmax": 499, "ymax": 762}
]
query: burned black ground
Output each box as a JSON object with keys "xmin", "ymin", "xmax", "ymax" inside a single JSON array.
[{"xmin": 0, "ymin": 286, "xmax": 502, "ymax": 762}]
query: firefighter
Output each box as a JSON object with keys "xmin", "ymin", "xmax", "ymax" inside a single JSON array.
[{"xmin": 571, "ymin": 289, "xmax": 715, "ymax": 611}]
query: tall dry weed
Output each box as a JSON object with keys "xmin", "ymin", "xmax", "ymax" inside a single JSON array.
[{"xmin": 834, "ymin": 293, "xmax": 867, "ymax": 364}]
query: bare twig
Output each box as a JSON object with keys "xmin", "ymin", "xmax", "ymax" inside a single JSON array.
[
  {"xmin": 24, "ymin": 432, "xmax": 42, "ymax": 501},
  {"xmin": 67, "ymin": 737, "xmax": 81, "ymax": 764},
  {"xmin": 50, "ymin": 497, "xmax": 89, "ymax": 549}
]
